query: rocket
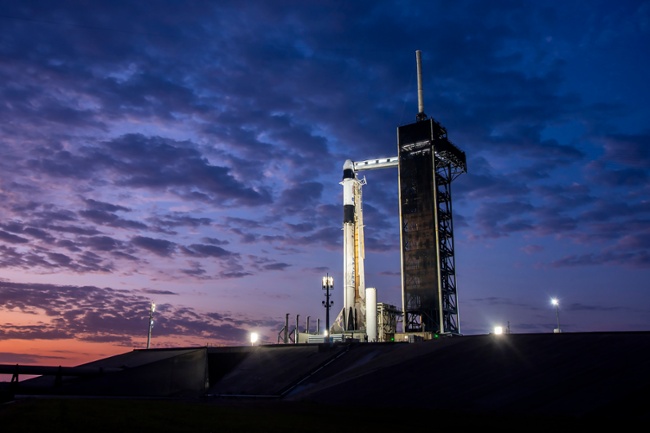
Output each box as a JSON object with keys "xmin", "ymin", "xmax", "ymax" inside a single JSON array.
[
  {"xmin": 335, "ymin": 157, "xmax": 397, "ymax": 338},
  {"xmin": 340, "ymin": 160, "xmax": 366, "ymax": 332}
]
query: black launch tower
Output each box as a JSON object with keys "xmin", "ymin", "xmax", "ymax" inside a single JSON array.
[{"xmin": 397, "ymin": 51, "xmax": 467, "ymax": 335}]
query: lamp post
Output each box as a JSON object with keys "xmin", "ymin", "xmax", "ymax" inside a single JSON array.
[
  {"xmin": 146, "ymin": 301, "xmax": 156, "ymax": 349},
  {"xmin": 322, "ymin": 273, "xmax": 334, "ymax": 343},
  {"xmin": 551, "ymin": 298, "xmax": 561, "ymax": 333}
]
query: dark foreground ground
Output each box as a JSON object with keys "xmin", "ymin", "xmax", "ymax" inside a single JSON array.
[
  {"xmin": 0, "ymin": 396, "xmax": 630, "ymax": 432},
  {"xmin": 2, "ymin": 332, "xmax": 649, "ymax": 431}
]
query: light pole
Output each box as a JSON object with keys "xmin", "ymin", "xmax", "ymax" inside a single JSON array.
[
  {"xmin": 322, "ymin": 273, "xmax": 334, "ymax": 343},
  {"xmin": 551, "ymin": 298, "xmax": 561, "ymax": 333},
  {"xmin": 146, "ymin": 301, "xmax": 156, "ymax": 349}
]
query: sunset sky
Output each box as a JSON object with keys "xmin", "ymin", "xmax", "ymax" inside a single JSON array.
[{"xmin": 1, "ymin": 0, "xmax": 649, "ymax": 370}]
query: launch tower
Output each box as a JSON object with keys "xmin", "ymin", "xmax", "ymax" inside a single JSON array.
[{"xmin": 398, "ymin": 50, "xmax": 466, "ymax": 335}]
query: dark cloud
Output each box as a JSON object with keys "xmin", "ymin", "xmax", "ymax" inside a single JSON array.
[
  {"xmin": 79, "ymin": 209, "xmax": 147, "ymax": 230},
  {"xmin": 276, "ymin": 181, "xmax": 324, "ymax": 214},
  {"xmin": 601, "ymin": 132, "xmax": 650, "ymax": 168},
  {"xmin": 0, "ymin": 230, "xmax": 29, "ymax": 244},
  {"xmin": 141, "ymin": 288, "xmax": 178, "ymax": 296},
  {"xmin": 77, "ymin": 235, "xmax": 121, "ymax": 252},
  {"xmin": 131, "ymin": 236, "xmax": 176, "ymax": 257},
  {"xmin": 83, "ymin": 198, "xmax": 131, "ymax": 213},
  {"xmin": 550, "ymin": 251, "xmax": 650, "ymax": 268},
  {"xmin": 184, "ymin": 244, "xmax": 236, "ymax": 258}
]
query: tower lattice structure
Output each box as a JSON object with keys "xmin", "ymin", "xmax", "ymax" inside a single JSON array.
[{"xmin": 397, "ymin": 117, "xmax": 466, "ymax": 335}]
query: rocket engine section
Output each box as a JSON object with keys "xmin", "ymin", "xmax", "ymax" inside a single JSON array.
[{"xmin": 340, "ymin": 159, "xmax": 366, "ymax": 332}]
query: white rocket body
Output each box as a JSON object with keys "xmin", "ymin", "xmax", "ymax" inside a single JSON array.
[
  {"xmin": 341, "ymin": 159, "xmax": 365, "ymax": 332},
  {"xmin": 342, "ymin": 159, "xmax": 356, "ymax": 324}
]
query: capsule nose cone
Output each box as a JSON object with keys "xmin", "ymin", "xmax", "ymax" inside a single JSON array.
[{"xmin": 343, "ymin": 159, "xmax": 355, "ymax": 179}]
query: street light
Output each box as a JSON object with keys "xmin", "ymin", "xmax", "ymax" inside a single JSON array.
[
  {"xmin": 551, "ymin": 298, "xmax": 561, "ymax": 333},
  {"xmin": 322, "ymin": 273, "xmax": 334, "ymax": 343}
]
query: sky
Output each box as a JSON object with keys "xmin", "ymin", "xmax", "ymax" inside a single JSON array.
[{"xmin": 0, "ymin": 0, "xmax": 649, "ymax": 369}]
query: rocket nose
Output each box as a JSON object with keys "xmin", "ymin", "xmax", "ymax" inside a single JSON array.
[{"xmin": 343, "ymin": 159, "xmax": 355, "ymax": 179}]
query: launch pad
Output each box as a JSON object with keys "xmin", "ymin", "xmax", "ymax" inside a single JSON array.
[{"xmin": 335, "ymin": 50, "xmax": 467, "ymax": 340}]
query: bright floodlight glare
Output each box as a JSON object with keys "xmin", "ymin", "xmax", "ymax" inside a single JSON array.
[
  {"xmin": 551, "ymin": 298, "xmax": 558, "ymax": 306},
  {"xmin": 250, "ymin": 332, "xmax": 259, "ymax": 345},
  {"xmin": 494, "ymin": 326, "xmax": 504, "ymax": 335},
  {"xmin": 551, "ymin": 297, "xmax": 561, "ymax": 333},
  {"xmin": 322, "ymin": 275, "xmax": 333, "ymax": 289}
]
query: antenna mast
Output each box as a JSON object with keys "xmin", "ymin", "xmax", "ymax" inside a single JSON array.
[{"xmin": 416, "ymin": 50, "xmax": 427, "ymax": 121}]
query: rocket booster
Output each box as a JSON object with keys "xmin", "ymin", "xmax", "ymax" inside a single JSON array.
[{"xmin": 342, "ymin": 159, "xmax": 356, "ymax": 327}]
